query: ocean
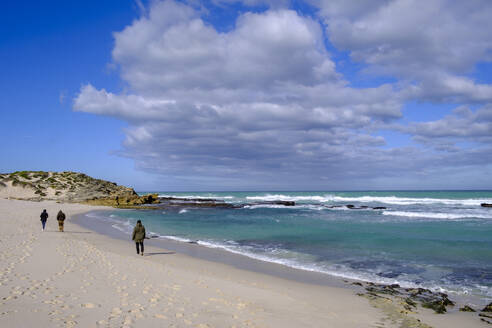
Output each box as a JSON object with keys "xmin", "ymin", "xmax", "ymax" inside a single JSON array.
[{"xmin": 85, "ymin": 190, "xmax": 492, "ymax": 306}]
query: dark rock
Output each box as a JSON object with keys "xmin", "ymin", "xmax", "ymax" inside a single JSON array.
[
  {"xmin": 459, "ymin": 305, "xmax": 476, "ymax": 312},
  {"xmin": 160, "ymin": 197, "xmax": 219, "ymax": 202},
  {"xmin": 365, "ymin": 285, "xmax": 400, "ymax": 296},
  {"xmin": 421, "ymin": 300, "xmax": 447, "ymax": 314},
  {"xmin": 480, "ymin": 312, "xmax": 492, "ymax": 317},
  {"xmin": 345, "ymin": 204, "xmax": 373, "ymax": 209},
  {"xmin": 405, "ymin": 298, "xmax": 417, "ymax": 308},
  {"xmin": 372, "ymin": 207, "xmax": 387, "ymax": 210},
  {"xmin": 481, "ymin": 203, "xmax": 492, "ymax": 208},
  {"xmin": 480, "ymin": 317, "xmax": 492, "ymax": 325},
  {"xmin": 405, "ymin": 287, "xmax": 431, "ymax": 296},
  {"xmin": 352, "ymin": 282, "xmax": 363, "ymax": 286},
  {"xmin": 260, "ymin": 201, "xmax": 296, "ymax": 206},
  {"xmin": 483, "ymin": 302, "xmax": 492, "ymax": 312},
  {"xmin": 160, "ymin": 201, "xmax": 237, "ymax": 209}
]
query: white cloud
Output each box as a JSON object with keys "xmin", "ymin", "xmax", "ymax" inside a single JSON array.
[
  {"xmin": 73, "ymin": 0, "xmax": 492, "ymax": 189},
  {"xmin": 315, "ymin": 0, "xmax": 492, "ymax": 103},
  {"xmin": 113, "ymin": 1, "xmax": 339, "ymax": 94},
  {"xmin": 408, "ymin": 105, "xmax": 492, "ymax": 140}
]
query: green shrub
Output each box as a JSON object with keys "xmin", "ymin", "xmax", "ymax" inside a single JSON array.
[{"xmin": 15, "ymin": 171, "xmax": 32, "ymax": 180}]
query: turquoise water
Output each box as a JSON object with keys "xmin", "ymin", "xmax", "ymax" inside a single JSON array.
[{"xmin": 90, "ymin": 191, "xmax": 492, "ymax": 304}]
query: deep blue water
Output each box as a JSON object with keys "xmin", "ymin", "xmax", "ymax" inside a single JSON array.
[{"xmin": 86, "ymin": 191, "xmax": 492, "ymax": 305}]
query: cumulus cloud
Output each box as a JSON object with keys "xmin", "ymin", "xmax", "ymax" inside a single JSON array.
[
  {"xmin": 74, "ymin": 0, "xmax": 492, "ymax": 189},
  {"xmin": 113, "ymin": 1, "xmax": 338, "ymax": 93},
  {"xmin": 315, "ymin": 0, "xmax": 492, "ymax": 103},
  {"xmin": 408, "ymin": 105, "xmax": 492, "ymax": 141}
]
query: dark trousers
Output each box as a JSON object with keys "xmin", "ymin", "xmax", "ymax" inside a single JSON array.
[
  {"xmin": 136, "ymin": 242, "xmax": 144, "ymax": 254},
  {"xmin": 41, "ymin": 220, "xmax": 46, "ymax": 230}
]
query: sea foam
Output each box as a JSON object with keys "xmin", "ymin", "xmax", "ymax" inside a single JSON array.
[{"xmin": 383, "ymin": 211, "xmax": 492, "ymax": 220}]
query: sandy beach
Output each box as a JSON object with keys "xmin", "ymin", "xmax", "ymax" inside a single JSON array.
[{"xmin": 0, "ymin": 198, "xmax": 487, "ymax": 328}]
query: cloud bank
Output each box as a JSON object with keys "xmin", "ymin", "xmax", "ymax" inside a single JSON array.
[{"xmin": 74, "ymin": 0, "xmax": 492, "ymax": 190}]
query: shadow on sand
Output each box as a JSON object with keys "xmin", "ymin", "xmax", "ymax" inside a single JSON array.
[
  {"xmin": 43, "ymin": 230, "xmax": 92, "ymax": 234},
  {"xmin": 143, "ymin": 251, "xmax": 175, "ymax": 256}
]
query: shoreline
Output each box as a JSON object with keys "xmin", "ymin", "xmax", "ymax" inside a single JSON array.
[
  {"xmin": 77, "ymin": 209, "xmax": 489, "ymax": 310},
  {"xmin": 0, "ymin": 198, "xmax": 488, "ymax": 327},
  {"xmin": 73, "ymin": 210, "xmax": 350, "ymax": 289}
]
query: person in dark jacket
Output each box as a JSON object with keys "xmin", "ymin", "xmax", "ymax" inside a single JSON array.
[
  {"xmin": 40, "ymin": 209, "xmax": 48, "ymax": 231},
  {"xmin": 132, "ymin": 220, "xmax": 146, "ymax": 256},
  {"xmin": 56, "ymin": 210, "xmax": 66, "ymax": 232}
]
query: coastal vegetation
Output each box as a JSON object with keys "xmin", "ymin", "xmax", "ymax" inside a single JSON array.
[{"xmin": 0, "ymin": 171, "xmax": 159, "ymax": 208}]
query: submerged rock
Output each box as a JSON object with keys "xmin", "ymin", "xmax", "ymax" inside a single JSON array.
[
  {"xmin": 262, "ymin": 200, "xmax": 295, "ymax": 206},
  {"xmin": 160, "ymin": 197, "xmax": 218, "ymax": 202}
]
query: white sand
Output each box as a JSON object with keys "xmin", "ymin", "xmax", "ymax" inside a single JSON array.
[{"xmin": 0, "ymin": 198, "xmax": 487, "ymax": 327}]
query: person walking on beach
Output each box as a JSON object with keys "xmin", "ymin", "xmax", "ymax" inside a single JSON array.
[
  {"xmin": 56, "ymin": 210, "xmax": 66, "ymax": 232},
  {"xmin": 132, "ymin": 220, "xmax": 146, "ymax": 256},
  {"xmin": 40, "ymin": 209, "xmax": 48, "ymax": 231}
]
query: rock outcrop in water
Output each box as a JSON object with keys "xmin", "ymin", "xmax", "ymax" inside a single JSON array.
[
  {"xmin": 82, "ymin": 193, "xmax": 161, "ymax": 208},
  {"xmin": 156, "ymin": 197, "xmax": 296, "ymax": 209},
  {"xmin": 481, "ymin": 203, "xmax": 492, "ymax": 208},
  {"xmin": 460, "ymin": 305, "xmax": 476, "ymax": 312}
]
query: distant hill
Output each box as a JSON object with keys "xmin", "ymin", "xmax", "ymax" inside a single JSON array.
[{"xmin": 0, "ymin": 171, "xmax": 137, "ymax": 202}]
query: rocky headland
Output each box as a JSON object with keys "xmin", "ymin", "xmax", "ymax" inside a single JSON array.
[
  {"xmin": 0, "ymin": 171, "xmax": 389, "ymax": 210},
  {"xmin": 0, "ymin": 171, "xmax": 159, "ymax": 208}
]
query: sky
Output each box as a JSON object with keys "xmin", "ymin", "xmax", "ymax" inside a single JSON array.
[{"xmin": 1, "ymin": 0, "xmax": 492, "ymax": 191}]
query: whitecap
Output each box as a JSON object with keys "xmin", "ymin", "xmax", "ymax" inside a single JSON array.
[{"xmin": 382, "ymin": 211, "xmax": 492, "ymax": 220}]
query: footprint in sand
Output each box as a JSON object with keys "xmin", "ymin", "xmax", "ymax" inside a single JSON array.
[
  {"xmin": 123, "ymin": 315, "xmax": 133, "ymax": 325},
  {"xmin": 81, "ymin": 303, "xmax": 97, "ymax": 309},
  {"xmin": 111, "ymin": 307, "xmax": 122, "ymax": 316}
]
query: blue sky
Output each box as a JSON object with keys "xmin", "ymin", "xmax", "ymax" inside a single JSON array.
[{"xmin": 1, "ymin": 0, "xmax": 492, "ymax": 191}]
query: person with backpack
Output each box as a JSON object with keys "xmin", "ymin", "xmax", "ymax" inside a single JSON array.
[
  {"xmin": 40, "ymin": 209, "xmax": 48, "ymax": 231},
  {"xmin": 56, "ymin": 210, "xmax": 66, "ymax": 232}
]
